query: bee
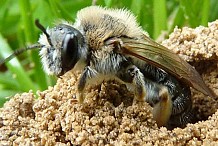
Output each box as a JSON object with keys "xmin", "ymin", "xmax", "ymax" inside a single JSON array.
[{"xmin": 0, "ymin": 6, "xmax": 216, "ymax": 128}]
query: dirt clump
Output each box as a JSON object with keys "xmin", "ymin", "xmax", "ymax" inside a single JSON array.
[{"xmin": 0, "ymin": 21, "xmax": 218, "ymax": 145}]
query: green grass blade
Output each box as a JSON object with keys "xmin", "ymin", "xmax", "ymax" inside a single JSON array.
[
  {"xmin": 104, "ymin": 0, "xmax": 113, "ymax": 7},
  {"xmin": 0, "ymin": 73, "xmax": 20, "ymax": 90},
  {"xmin": 153, "ymin": 0, "xmax": 167, "ymax": 39},
  {"xmin": 168, "ymin": 6, "xmax": 185, "ymax": 33},
  {"xmin": 53, "ymin": 2, "xmax": 74, "ymax": 20},
  {"xmin": 130, "ymin": 0, "xmax": 143, "ymax": 17},
  {"xmin": 19, "ymin": 0, "xmax": 49, "ymax": 90},
  {"xmin": 18, "ymin": 0, "xmax": 36, "ymax": 42},
  {"xmin": 0, "ymin": 94, "xmax": 11, "ymax": 107},
  {"xmin": 201, "ymin": 0, "xmax": 210, "ymax": 26},
  {"xmin": 48, "ymin": 0, "xmax": 62, "ymax": 18},
  {"xmin": 210, "ymin": 0, "xmax": 218, "ymax": 21},
  {"xmin": 0, "ymin": 34, "xmax": 37, "ymax": 92},
  {"xmin": 180, "ymin": 0, "xmax": 206, "ymax": 27}
]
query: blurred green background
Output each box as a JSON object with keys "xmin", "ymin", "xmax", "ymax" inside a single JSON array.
[{"xmin": 0, "ymin": 0, "xmax": 218, "ymax": 107}]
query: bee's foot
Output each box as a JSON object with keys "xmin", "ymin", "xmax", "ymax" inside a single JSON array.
[{"xmin": 76, "ymin": 92, "xmax": 85, "ymax": 104}]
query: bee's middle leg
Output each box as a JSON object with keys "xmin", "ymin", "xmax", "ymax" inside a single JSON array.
[
  {"xmin": 117, "ymin": 64, "xmax": 146, "ymax": 102},
  {"xmin": 117, "ymin": 64, "xmax": 172, "ymax": 126}
]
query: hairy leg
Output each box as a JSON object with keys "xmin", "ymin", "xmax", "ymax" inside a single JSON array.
[
  {"xmin": 77, "ymin": 66, "xmax": 98, "ymax": 103},
  {"xmin": 117, "ymin": 63, "xmax": 172, "ymax": 126}
]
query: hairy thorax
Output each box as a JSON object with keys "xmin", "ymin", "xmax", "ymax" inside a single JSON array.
[
  {"xmin": 74, "ymin": 6, "xmax": 144, "ymax": 50},
  {"xmin": 90, "ymin": 46, "xmax": 127, "ymax": 75}
]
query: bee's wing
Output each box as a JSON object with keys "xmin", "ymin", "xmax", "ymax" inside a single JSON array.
[{"xmin": 117, "ymin": 36, "xmax": 216, "ymax": 98}]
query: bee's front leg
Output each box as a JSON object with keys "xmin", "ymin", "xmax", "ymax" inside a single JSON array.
[{"xmin": 77, "ymin": 66, "xmax": 98, "ymax": 103}]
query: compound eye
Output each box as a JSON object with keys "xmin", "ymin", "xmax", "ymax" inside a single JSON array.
[{"xmin": 60, "ymin": 33, "xmax": 79, "ymax": 75}]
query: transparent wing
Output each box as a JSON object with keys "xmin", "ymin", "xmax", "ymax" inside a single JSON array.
[{"xmin": 109, "ymin": 36, "xmax": 216, "ymax": 98}]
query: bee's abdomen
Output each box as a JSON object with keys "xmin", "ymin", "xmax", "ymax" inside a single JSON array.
[
  {"xmin": 140, "ymin": 63, "xmax": 193, "ymax": 129},
  {"xmin": 166, "ymin": 107, "xmax": 194, "ymax": 129},
  {"xmin": 171, "ymin": 86, "xmax": 192, "ymax": 115},
  {"xmin": 167, "ymin": 85, "xmax": 193, "ymax": 129}
]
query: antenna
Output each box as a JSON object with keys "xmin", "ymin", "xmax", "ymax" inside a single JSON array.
[
  {"xmin": 0, "ymin": 19, "xmax": 50, "ymax": 66},
  {"xmin": 35, "ymin": 19, "xmax": 52, "ymax": 46},
  {"xmin": 0, "ymin": 44, "xmax": 43, "ymax": 66}
]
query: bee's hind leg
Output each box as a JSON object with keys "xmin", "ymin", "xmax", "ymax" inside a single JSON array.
[{"xmin": 150, "ymin": 86, "xmax": 172, "ymax": 127}]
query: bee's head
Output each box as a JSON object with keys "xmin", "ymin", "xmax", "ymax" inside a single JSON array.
[{"xmin": 37, "ymin": 21, "xmax": 87, "ymax": 76}]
